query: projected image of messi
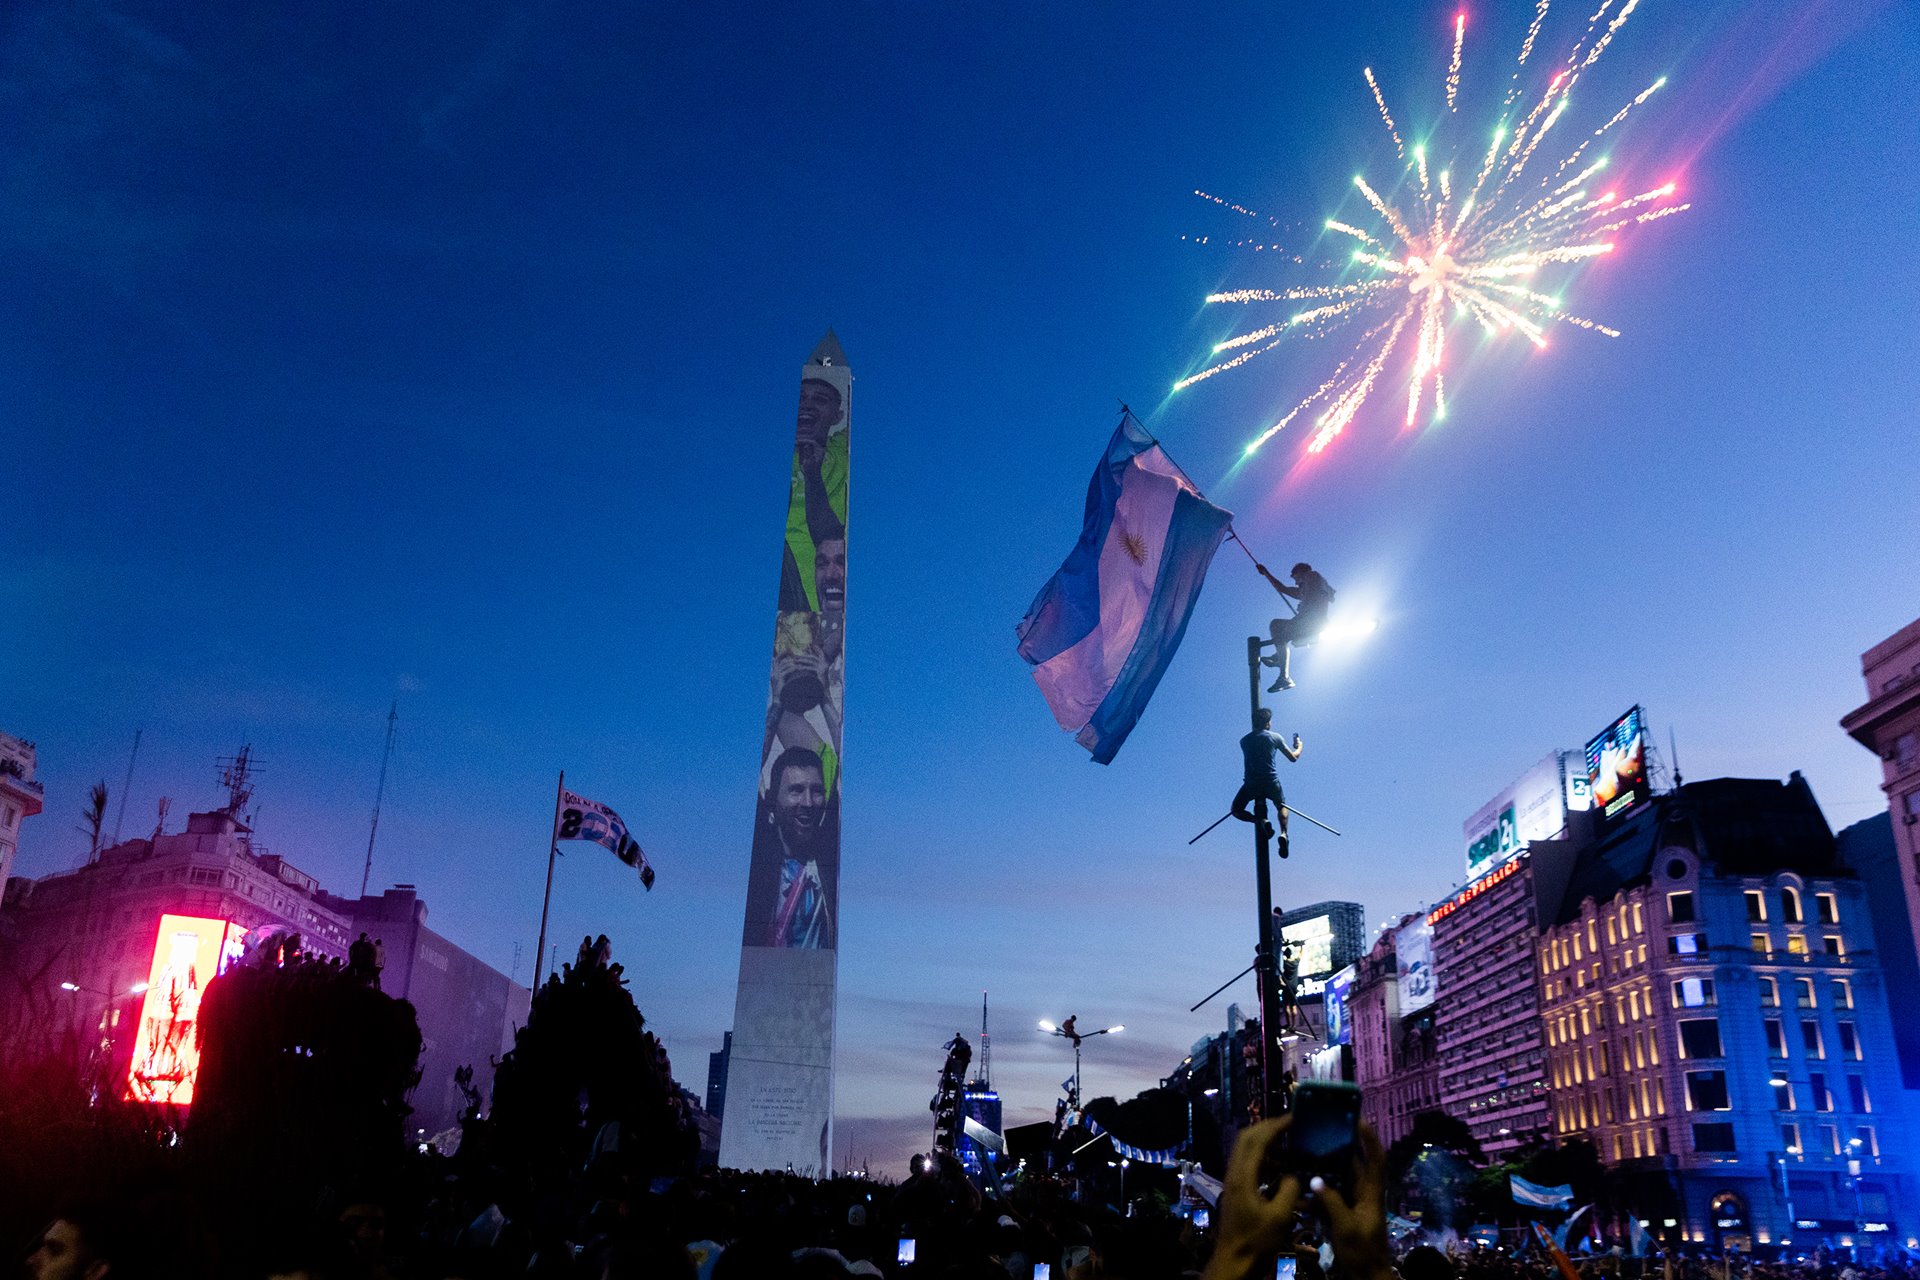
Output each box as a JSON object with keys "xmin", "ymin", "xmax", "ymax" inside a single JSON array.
[{"xmin": 743, "ymin": 746, "xmax": 840, "ymax": 949}]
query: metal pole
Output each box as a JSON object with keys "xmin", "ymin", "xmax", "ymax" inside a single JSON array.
[
  {"xmin": 111, "ymin": 729, "xmax": 141, "ymax": 848},
  {"xmin": 534, "ymin": 771, "xmax": 563, "ymax": 988},
  {"xmin": 1248, "ymin": 636, "xmax": 1288, "ymax": 1120}
]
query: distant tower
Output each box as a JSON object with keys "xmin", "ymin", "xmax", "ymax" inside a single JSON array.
[
  {"xmin": 718, "ymin": 333, "xmax": 851, "ymax": 1175},
  {"xmin": 959, "ymin": 992, "xmax": 1002, "ymax": 1177}
]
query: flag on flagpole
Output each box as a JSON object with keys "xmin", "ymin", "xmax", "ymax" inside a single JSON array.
[
  {"xmin": 1628, "ymin": 1217, "xmax": 1655, "ymax": 1257},
  {"xmin": 555, "ymin": 787, "xmax": 655, "ymax": 889},
  {"xmin": 1016, "ymin": 415, "xmax": 1233, "ymax": 764},
  {"xmin": 1553, "ymin": 1205, "xmax": 1592, "ymax": 1251},
  {"xmin": 1511, "ymin": 1174, "xmax": 1575, "ymax": 1209}
]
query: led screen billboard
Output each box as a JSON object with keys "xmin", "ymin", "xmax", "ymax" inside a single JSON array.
[
  {"xmin": 1585, "ymin": 705, "xmax": 1649, "ymax": 820},
  {"xmin": 126, "ymin": 913, "xmax": 248, "ymax": 1105},
  {"xmin": 1462, "ymin": 752, "xmax": 1570, "ymax": 880}
]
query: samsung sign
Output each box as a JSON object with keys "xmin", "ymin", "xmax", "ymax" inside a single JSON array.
[{"xmin": 1462, "ymin": 752, "xmax": 1573, "ymax": 879}]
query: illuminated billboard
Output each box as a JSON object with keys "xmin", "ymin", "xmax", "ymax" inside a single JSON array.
[
  {"xmin": 1325, "ymin": 965, "xmax": 1355, "ymax": 1045},
  {"xmin": 1395, "ymin": 917, "xmax": 1436, "ymax": 1015},
  {"xmin": 1585, "ymin": 705, "xmax": 1649, "ymax": 820},
  {"xmin": 1462, "ymin": 752, "xmax": 1571, "ymax": 880},
  {"xmin": 126, "ymin": 914, "xmax": 248, "ymax": 1106},
  {"xmin": 1274, "ymin": 901, "xmax": 1364, "ymax": 999}
]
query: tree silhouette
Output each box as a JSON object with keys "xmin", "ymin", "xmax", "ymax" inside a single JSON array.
[{"xmin": 481, "ymin": 935, "xmax": 696, "ymax": 1184}]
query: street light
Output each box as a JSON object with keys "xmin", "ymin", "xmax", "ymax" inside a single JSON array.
[
  {"xmin": 1041, "ymin": 1018, "xmax": 1123, "ymax": 1112},
  {"xmin": 59, "ymin": 980, "xmax": 149, "ymax": 996}
]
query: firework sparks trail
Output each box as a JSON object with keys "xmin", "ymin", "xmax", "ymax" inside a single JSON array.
[{"xmin": 1183, "ymin": 1, "xmax": 1685, "ymax": 462}]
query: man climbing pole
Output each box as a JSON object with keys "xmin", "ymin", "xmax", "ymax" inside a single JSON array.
[
  {"xmin": 1231, "ymin": 706, "xmax": 1303, "ymax": 856},
  {"xmin": 1257, "ymin": 561, "xmax": 1335, "ymax": 692}
]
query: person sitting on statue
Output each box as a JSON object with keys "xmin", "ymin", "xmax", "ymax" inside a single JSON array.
[
  {"xmin": 1257, "ymin": 561, "xmax": 1335, "ymax": 692},
  {"xmin": 1232, "ymin": 707, "xmax": 1303, "ymax": 853}
]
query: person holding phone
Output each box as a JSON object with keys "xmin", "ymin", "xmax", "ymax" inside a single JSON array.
[{"xmin": 1199, "ymin": 1114, "xmax": 1393, "ymax": 1280}]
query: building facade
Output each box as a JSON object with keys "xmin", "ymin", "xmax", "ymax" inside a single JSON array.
[
  {"xmin": 0, "ymin": 796, "xmax": 526, "ymax": 1135},
  {"xmin": 1348, "ymin": 924, "xmax": 1443, "ymax": 1148},
  {"xmin": 0, "ymin": 731, "xmax": 45, "ymax": 892},
  {"xmin": 1540, "ymin": 776, "xmax": 1916, "ymax": 1251},
  {"xmin": 1430, "ymin": 850, "xmax": 1560, "ymax": 1159},
  {"xmin": 1840, "ymin": 615, "xmax": 1920, "ymax": 1085}
]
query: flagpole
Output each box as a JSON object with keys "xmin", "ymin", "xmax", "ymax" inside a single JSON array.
[{"xmin": 534, "ymin": 770, "xmax": 563, "ymax": 989}]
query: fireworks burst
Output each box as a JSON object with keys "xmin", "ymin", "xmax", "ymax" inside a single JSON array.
[{"xmin": 1181, "ymin": 1, "xmax": 1687, "ymax": 460}]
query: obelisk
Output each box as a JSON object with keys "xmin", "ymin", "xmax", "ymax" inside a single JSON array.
[{"xmin": 718, "ymin": 333, "xmax": 849, "ymax": 1174}]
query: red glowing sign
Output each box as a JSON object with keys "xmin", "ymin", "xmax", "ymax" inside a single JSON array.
[
  {"xmin": 1427, "ymin": 853, "xmax": 1525, "ymax": 926},
  {"xmin": 125, "ymin": 913, "xmax": 248, "ymax": 1105}
]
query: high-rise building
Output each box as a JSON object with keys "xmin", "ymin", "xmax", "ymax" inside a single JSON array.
[
  {"xmin": 719, "ymin": 334, "xmax": 850, "ymax": 1175},
  {"xmin": 1538, "ymin": 774, "xmax": 1917, "ymax": 1250},
  {"xmin": 0, "ymin": 731, "xmax": 44, "ymax": 891},
  {"xmin": 1840, "ymin": 616, "xmax": 1920, "ymax": 1083},
  {"xmin": 1347, "ymin": 920, "xmax": 1443, "ymax": 1148},
  {"xmin": 1429, "ymin": 845, "xmax": 1573, "ymax": 1159},
  {"xmin": 706, "ymin": 1031, "xmax": 732, "ymax": 1119}
]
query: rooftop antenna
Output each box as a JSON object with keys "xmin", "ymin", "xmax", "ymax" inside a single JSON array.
[
  {"xmin": 152, "ymin": 796, "xmax": 171, "ymax": 840},
  {"xmin": 110, "ymin": 728, "xmax": 142, "ymax": 847},
  {"xmin": 360, "ymin": 700, "xmax": 399, "ymax": 897},
  {"xmin": 217, "ymin": 745, "xmax": 257, "ymax": 822},
  {"xmin": 977, "ymin": 990, "xmax": 992, "ymax": 1089},
  {"xmin": 1669, "ymin": 726, "xmax": 1684, "ymax": 789}
]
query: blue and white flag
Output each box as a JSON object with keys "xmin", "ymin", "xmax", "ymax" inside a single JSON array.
[
  {"xmin": 1017, "ymin": 416, "xmax": 1233, "ymax": 764},
  {"xmin": 1511, "ymin": 1175, "xmax": 1575, "ymax": 1210},
  {"xmin": 1628, "ymin": 1217, "xmax": 1655, "ymax": 1257},
  {"xmin": 1552, "ymin": 1205, "xmax": 1592, "ymax": 1251},
  {"xmin": 556, "ymin": 787, "xmax": 656, "ymax": 889}
]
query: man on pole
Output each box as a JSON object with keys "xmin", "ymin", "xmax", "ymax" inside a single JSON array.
[
  {"xmin": 1257, "ymin": 562, "xmax": 1335, "ymax": 692},
  {"xmin": 1231, "ymin": 707, "xmax": 1303, "ymax": 854}
]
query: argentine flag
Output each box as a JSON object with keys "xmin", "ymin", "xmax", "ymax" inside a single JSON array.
[
  {"xmin": 1017, "ymin": 416, "xmax": 1233, "ymax": 764},
  {"xmin": 1511, "ymin": 1174, "xmax": 1575, "ymax": 1210}
]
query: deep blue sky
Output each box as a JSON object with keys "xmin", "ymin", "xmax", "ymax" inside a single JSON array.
[{"xmin": 7, "ymin": 0, "xmax": 1916, "ymax": 1173}]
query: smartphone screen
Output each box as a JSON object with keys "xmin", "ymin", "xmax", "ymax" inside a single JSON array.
[
  {"xmin": 1191, "ymin": 1207, "xmax": 1210, "ymax": 1231},
  {"xmin": 1276, "ymin": 1259, "xmax": 1298, "ymax": 1280},
  {"xmin": 898, "ymin": 1238, "xmax": 916, "ymax": 1265},
  {"xmin": 1279, "ymin": 1081, "xmax": 1363, "ymax": 1199},
  {"xmin": 1033, "ymin": 1266, "xmax": 1051, "ymax": 1280}
]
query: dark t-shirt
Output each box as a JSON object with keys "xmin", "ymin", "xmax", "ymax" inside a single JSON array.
[
  {"xmin": 1240, "ymin": 729, "xmax": 1285, "ymax": 782},
  {"xmin": 1294, "ymin": 570, "xmax": 1334, "ymax": 623}
]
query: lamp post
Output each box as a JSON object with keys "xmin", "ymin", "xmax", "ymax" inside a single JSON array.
[
  {"xmin": 1039, "ymin": 1018, "xmax": 1123, "ymax": 1112},
  {"xmin": 1775, "ymin": 1154, "xmax": 1796, "ymax": 1246},
  {"xmin": 1846, "ymin": 1139, "xmax": 1865, "ymax": 1258},
  {"xmin": 57, "ymin": 979, "xmax": 150, "ymax": 1075}
]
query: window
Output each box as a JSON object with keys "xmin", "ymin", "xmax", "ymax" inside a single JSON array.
[
  {"xmin": 1588, "ymin": 919, "xmax": 1598, "ymax": 951},
  {"xmin": 1823, "ymin": 936, "xmax": 1845, "ymax": 958},
  {"xmin": 1779, "ymin": 887, "xmax": 1802, "ymax": 923},
  {"xmin": 1781, "ymin": 1122, "xmax": 1802, "ymax": 1155},
  {"xmin": 1837, "ymin": 1022, "xmax": 1860, "ymax": 1060},
  {"xmin": 1668, "ymin": 933, "xmax": 1705, "ymax": 956},
  {"xmin": 1692, "ymin": 1121, "xmax": 1737, "ymax": 1153},
  {"xmin": 1672, "ymin": 978, "xmax": 1715, "ymax": 1008},
  {"xmin": 1787, "ymin": 934, "xmax": 1810, "ymax": 956},
  {"xmin": 1815, "ymin": 893, "xmax": 1838, "ymax": 924},
  {"xmin": 1632, "ymin": 902, "xmax": 1645, "ymax": 933},
  {"xmin": 1818, "ymin": 1123, "xmax": 1840, "ymax": 1155},
  {"xmin": 1847, "ymin": 1075, "xmax": 1869, "ymax": 1113},
  {"xmin": 1607, "ymin": 917, "xmax": 1618, "ymax": 945},
  {"xmin": 1802, "ymin": 1020, "xmax": 1825, "ymax": 1058},
  {"xmin": 1678, "ymin": 1019, "xmax": 1723, "ymax": 1058},
  {"xmin": 1751, "ymin": 933, "xmax": 1772, "ymax": 956},
  {"xmin": 1795, "ymin": 978, "xmax": 1817, "ymax": 1009},
  {"xmin": 1809, "ymin": 1073, "xmax": 1833, "ymax": 1112},
  {"xmin": 1667, "ymin": 891, "xmax": 1696, "ymax": 923},
  {"xmin": 1855, "ymin": 1125, "xmax": 1879, "ymax": 1157},
  {"xmin": 1765, "ymin": 1019, "xmax": 1787, "ymax": 1058},
  {"xmin": 1771, "ymin": 1073, "xmax": 1795, "ymax": 1110},
  {"xmin": 1833, "ymin": 979, "xmax": 1853, "ymax": 1009},
  {"xmin": 1745, "ymin": 890, "xmax": 1767, "ymax": 922},
  {"xmin": 1760, "ymin": 977, "xmax": 1779, "ymax": 1007},
  {"xmin": 1896, "ymin": 732, "xmax": 1919, "ymax": 768},
  {"xmin": 1685, "ymin": 1071, "xmax": 1731, "ymax": 1111}
]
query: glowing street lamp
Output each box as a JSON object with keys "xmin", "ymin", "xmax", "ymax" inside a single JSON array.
[{"xmin": 1040, "ymin": 1017, "xmax": 1123, "ymax": 1111}]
